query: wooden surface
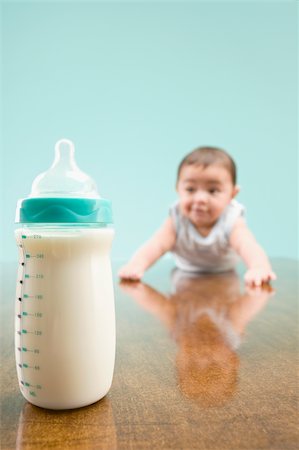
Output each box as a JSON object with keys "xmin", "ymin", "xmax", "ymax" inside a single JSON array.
[{"xmin": 1, "ymin": 259, "xmax": 298, "ymax": 449}]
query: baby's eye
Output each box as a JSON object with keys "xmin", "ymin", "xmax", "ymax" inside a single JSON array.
[
  {"xmin": 186, "ymin": 187, "xmax": 195, "ymax": 193},
  {"xmin": 209, "ymin": 188, "xmax": 220, "ymax": 194}
]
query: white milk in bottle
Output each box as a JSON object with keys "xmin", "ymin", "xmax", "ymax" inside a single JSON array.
[{"xmin": 15, "ymin": 139, "xmax": 115, "ymax": 410}]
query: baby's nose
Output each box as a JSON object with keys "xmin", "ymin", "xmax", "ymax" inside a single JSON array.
[{"xmin": 194, "ymin": 190, "xmax": 208, "ymax": 202}]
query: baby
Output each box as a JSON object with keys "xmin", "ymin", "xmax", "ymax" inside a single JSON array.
[{"xmin": 119, "ymin": 146, "xmax": 276, "ymax": 286}]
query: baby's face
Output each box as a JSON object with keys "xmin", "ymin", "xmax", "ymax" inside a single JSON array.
[{"xmin": 176, "ymin": 164, "xmax": 238, "ymax": 230}]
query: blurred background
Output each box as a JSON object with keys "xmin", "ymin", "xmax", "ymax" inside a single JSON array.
[{"xmin": 1, "ymin": 0, "xmax": 298, "ymax": 263}]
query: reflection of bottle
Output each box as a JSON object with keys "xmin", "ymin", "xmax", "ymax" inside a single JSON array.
[
  {"xmin": 14, "ymin": 139, "xmax": 115, "ymax": 410},
  {"xmin": 16, "ymin": 398, "xmax": 117, "ymax": 449}
]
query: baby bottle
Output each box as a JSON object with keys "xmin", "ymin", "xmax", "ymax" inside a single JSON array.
[{"xmin": 14, "ymin": 139, "xmax": 115, "ymax": 410}]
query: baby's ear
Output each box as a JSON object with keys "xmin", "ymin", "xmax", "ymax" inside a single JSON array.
[{"xmin": 232, "ymin": 185, "xmax": 241, "ymax": 198}]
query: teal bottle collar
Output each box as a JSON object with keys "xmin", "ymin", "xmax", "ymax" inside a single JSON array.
[{"xmin": 15, "ymin": 198, "xmax": 113, "ymax": 224}]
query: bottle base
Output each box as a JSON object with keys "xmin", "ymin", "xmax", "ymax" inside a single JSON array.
[{"xmin": 21, "ymin": 389, "xmax": 111, "ymax": 410}]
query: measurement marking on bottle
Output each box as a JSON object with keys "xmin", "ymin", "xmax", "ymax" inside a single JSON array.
[
  {"xmin": 16, "ymin": 241, "xmax": 43, "ymax": 403},
  {"xmin": 17, "ymin": 347, "xmax": 40, "ymax": 354},
  {"xmin": 20, "ymin": 379, "xmax": 42, "ymax": 391},
  {"xmin": 23, "ymin": 294, "xmax": 43, "ymax": 300},
  {"xmin": 25, "ymin": 253, "xmax": 44, "ymax": 259},
  {"xmin": 19, "ymin": 382, "xmax": 39, "ymax": 397},
  {"xmin": 25, "ymin": 274, "xmax": 44, "ymax": 279},
  {"xmin": 20, "ymin": 381, "xmax": 42, "ymax": 389},
  {"xmin": 21, "ymin": 312, "xmax": 43, "ymax": 318},
  {"xmin": 21, "ymin": 329, "xmax": 42, "ymax": 335},
  {"xmin": 21, "ymin": 363, "xmax": 41, "ymax": 371},
  {"xmin": 22, "ymin": 235, "xmax": 42, "ymax": 240}
]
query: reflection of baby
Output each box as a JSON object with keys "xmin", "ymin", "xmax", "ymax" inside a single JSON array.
[
  {"xmin": 119, "ymin": 146, "xmax": 276, "ymax": 287},
  {"xmin": 120, "ymin": 271, "xmax": 272, "ymax": 407},
  {"xmin": 172, "ymin": 271, "xmax": 241, "ymax": 406},
  {"xmin": 176, "ymin": 314, "xmax": 239, "ymax": 407}
]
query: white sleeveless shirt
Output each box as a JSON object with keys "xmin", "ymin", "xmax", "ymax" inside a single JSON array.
[{"xmin": 169, "ymin": 199, "xmax": 245, "ymax": 273}]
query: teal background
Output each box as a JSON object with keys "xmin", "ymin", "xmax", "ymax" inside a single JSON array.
[{"xmin": 1, "ymin": 1, "xmax": 298, "ymax": 262}]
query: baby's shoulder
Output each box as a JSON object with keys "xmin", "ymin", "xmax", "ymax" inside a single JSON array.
[
  {"xmin": 220, "ymin": 200, "xmax": 246, "ymax": 238},
  {"xmin": 224, "ymin": 199, "xmax": 245, "ymax": 220},
  {"xmin": 169, "ymin": 201, "xmax": 184, "ymax": 229}
]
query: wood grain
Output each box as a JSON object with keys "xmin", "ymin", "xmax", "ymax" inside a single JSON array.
[{"xmin": 1, "ymin": 259, "xmax": 298, "ymax": 449}]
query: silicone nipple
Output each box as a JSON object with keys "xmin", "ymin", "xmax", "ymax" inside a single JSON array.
[{"xmin": 29, "ymin": 139, "xmax": 100, "ymax": 198}]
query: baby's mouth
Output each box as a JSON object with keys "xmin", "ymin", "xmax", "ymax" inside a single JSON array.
[{"xmin": 191, "ymin": 208, "xmax": 208, "ymax": 215}]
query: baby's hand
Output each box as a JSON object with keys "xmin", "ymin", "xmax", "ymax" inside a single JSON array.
[
  {"xmin": 118, "ymin": 263, "xmax": 144, "ymax": 281},
  {"xmin": 244, "ymin": 267, "xmax": 276, "ymax": 287}
]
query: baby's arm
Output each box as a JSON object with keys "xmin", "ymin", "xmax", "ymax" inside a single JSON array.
[
  {"xmin": 118, "ymin": 217, "xmax": 176, "ymax": 280},
  {"xmin": 230, "ymin": 217, "xmax": 276, "ymax": 286}
]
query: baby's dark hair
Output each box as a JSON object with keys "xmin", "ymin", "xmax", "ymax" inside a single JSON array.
[{"xmin": 177, "ymin": 146, "xmax": 237, "ymax": 185}]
